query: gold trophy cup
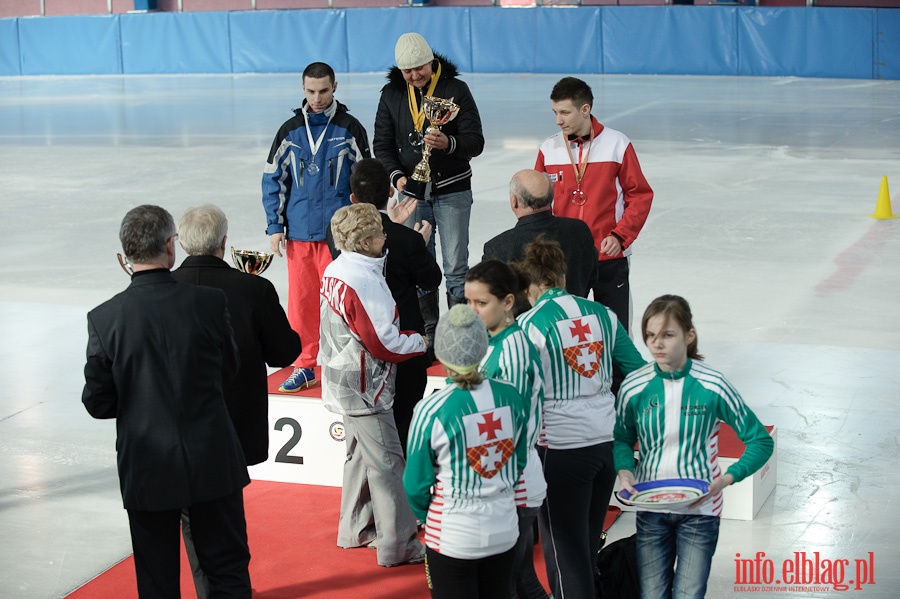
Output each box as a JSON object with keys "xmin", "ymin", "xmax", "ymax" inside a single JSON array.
[
  {"xmin": 404, "ymin": 96, "xmax": 461, "ymax": 200},
  {"xmin": 231, "ymin": 247, "xmax": 274, "ymax": 275}
]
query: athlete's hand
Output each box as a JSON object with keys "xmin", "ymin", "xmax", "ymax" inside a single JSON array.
[
  {"xmin": 269, "ymin": 233, "xmax": 285, "ymax": 258},
  {"xmin": 600, "ymin": 235, "xmax": 622, "ymax": 257}
]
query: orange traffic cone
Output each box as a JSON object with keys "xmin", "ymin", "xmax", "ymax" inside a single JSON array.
[{"xmin": 869, "ymin": 176, "xmax": 899, "ymax": 220}]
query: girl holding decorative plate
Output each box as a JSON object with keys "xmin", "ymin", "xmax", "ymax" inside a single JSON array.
[{"xmin": 613, "ymin": 295, "xmax": 775, "ymax": 599}]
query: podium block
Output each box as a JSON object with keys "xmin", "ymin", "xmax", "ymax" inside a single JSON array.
[{"xmin": 249, "ymin": 374, "xmax": 346, "ymax": 486}]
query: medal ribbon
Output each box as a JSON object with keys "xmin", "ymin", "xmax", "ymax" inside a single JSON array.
[
  {"xmin": 301, "ymin": 100, "xmax": 337, "ymax": 164},
  {"xmin": 407, "ymin": 61, "xmax": 442, "ymax": 132},
  {"xmin": 564, "ymin": 125, "xmax": 595, "ymax": 218}
]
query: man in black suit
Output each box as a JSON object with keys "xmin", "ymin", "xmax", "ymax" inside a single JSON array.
[
  {"xmin": 327, "ymin": 158, "xmax": 442, "ymax": 452},
  {"xmin": 173, "ymin": 203, "xmax": 301, "ymax": 598},
  {"xmin": 82, "ymin": 205, "xmax": 252, "ymax": 598},
  {"xmin": 174, "ymin": 204, "xmax": 300, "ymax": 465},
  {"xmin": 483, "ymin": 169, "xmax": 598, "ymax": 314}
]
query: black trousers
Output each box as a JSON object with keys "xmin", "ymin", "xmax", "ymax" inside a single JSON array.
[
  {"xmin": 127, "ymin": 488, "xmax": 251, "ymax": 599},
  {"xmin": 393, "ymin": 358, "xmax": 428, "ymax": 454},
  {"xmin": 426, "ymin": 545, "xmax": 516, "ymax": 599},
  {"xmin": 591, "ymin": 257, "xmax": 631, "ymax": 334},
  {"xmin": 592, "ymin": 256, "xmax": 631, "ymax": 394},
  {"xmin": 538, "ymin": 443, "xmax": 616, "ymax": 599}
]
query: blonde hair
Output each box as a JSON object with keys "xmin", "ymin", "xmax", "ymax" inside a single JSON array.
[
  {"xmin": 446, "ymin": 368, "xmax": 485, "ymax": 390},
  {"xmin": 330, "ymin": 203, "xmax": 383, "ymax": 252}
]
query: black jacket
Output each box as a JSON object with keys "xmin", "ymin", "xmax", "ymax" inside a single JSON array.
[
  {"xmin": 483, "ymin": 211, "xmax": 599, "ymax": 313},
  {"xmin": 172, "ymin": 256, "xmax": 301, "ymax": 465},
  {"xmin": 374, "ymin": 55, "xmax": 484, "ymax": 194},
  {"xmin": 82, "ymin": 270, "xmax": 249, "ymax": 511}
]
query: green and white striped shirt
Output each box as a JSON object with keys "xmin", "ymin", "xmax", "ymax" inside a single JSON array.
[
  {"xmin": 479, "ymin": 323, "xmax": 546, "ymax": 508},
  {"xmin": 404, "ymin": 379, "xmax": 530, "ymax": 558},
  {"xmin": 613, "ymin": 359, "xmax": 774, "ymax": 517},
  {"xmin": 517, "ymin": 288, "xmax": 646, "ymax": 449}
]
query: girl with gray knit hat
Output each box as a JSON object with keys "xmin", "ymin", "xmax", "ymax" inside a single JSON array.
[{"xmin": 403, "ymin": 304, "xmax": 531, "ymax": 598}]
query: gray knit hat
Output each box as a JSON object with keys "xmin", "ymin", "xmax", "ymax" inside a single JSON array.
[
  {"xmin": 395, "ymin": 33, "xmax": 434, "ymax": 70},
  {"xmin": 435, "ymin": 304, "xmax": 488, "ymax": 375}
]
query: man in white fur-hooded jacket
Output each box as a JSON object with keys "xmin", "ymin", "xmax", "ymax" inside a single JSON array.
[{"xmin": 374, "ymin": 32, "xmax": 485, "ymax": 332}]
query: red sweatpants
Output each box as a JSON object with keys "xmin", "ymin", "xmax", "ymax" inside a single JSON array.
[{"xmin": 285, "ymin": 240, "xmax": 333, "ymax": 369}]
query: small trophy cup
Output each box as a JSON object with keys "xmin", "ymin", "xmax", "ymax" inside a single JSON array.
[
  {"xmin": 404, "ymin": 95, "xmax": 460, "ymax": 200},
  {"xmin": 231, "ymin": 247, "xmax": 274, "ymax": 276}
]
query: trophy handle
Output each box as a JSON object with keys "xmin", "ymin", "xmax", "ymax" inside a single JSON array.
[{"xmin": 116, "ymin": 253, "xmax": 134, "ymax": 276}]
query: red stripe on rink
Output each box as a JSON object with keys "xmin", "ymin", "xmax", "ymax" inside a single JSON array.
[{"xmin": 814, "ymin": 221, "xmax": 896, "ymax": 297}]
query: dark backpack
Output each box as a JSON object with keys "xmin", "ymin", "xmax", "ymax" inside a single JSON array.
[{"xmin": 595, "ymin": 533, "xmax": 640, "ymax": 599}]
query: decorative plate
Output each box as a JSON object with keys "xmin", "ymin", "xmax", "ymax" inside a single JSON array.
[{"xmin": 615, "ymin": 478, "xmax": 710, "ymax": 511}]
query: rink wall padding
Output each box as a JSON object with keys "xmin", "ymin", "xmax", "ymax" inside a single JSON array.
[{"xmin": 1, "ymin": 6, "xmax": 897, "ymax": 79}]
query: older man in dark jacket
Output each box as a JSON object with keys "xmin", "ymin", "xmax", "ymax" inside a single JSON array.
[
  {"xmin": 173, "ymin": 203, "xmax": 300, "ymax": 599},
  {"xmin": 483, "ymin": 169, "xmax": 598, "ymax": 315},
  {"xmin": 82, "ymin": 205, "xmax": 251, "ymax": 598},
  {"xmin": 374, "ymin": 32, "xmax": 484, "ymax": 341}
]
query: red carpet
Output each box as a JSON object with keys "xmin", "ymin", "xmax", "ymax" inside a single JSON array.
[{"xmin": 66, "ymin": 480, "xmax": 622, "ymax": 598}]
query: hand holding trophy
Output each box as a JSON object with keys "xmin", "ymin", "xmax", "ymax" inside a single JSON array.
[{"xmin": 404, "ymin": 95, "xmax": 460, "ymax": 200}]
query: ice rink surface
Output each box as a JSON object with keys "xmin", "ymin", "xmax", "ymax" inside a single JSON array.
[{"xmin": 1, "ymin": 72, "xmax": 898, "ymax": 597}]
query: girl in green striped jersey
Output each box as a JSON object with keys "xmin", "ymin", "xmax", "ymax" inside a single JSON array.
[
  {"xmin": 404, "ymin": 305, "xmax": 531, "ymax": 599},
  {"xmin": 465, "ymin": 260, "xmax": 549, "ymax": 599},
  {"xmin": 517, "ymin": 237, "xmax": 646, "ymax": 599},
  {"xmin": 614, "ymin": 295, "xmax": 774, "ymax": 599}
]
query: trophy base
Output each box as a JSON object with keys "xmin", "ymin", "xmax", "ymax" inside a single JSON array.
[{"xmin": 404, "ymin": 178, "xmax": 428, "ymax": 201}]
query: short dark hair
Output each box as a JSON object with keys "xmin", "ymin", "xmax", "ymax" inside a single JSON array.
[
  {"xmin": 350, "ymin": 159, "xmax": 391, "ymax": 209},
  {"xmin": 119, "ymin": 205, "xmax": 175, "ymax": 264},
  {"xmin": 550, "ymin": 77, "xmax": 593, "ymax": 110},
  {"xmin": 302, "ymin": 62, "xmax": 335, "ymax": 83}
]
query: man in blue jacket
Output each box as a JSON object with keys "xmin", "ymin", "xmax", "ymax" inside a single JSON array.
[{"xmin": 262, "ymin": 62, "xmax": 371, "ymax": 392}]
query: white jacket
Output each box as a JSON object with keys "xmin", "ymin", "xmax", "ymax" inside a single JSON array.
[{"xmin": 319, "ymin": 250, "xmax": 426, "ymax": 416}]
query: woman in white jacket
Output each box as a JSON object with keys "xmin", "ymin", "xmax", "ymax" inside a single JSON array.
[{"xmin": 319, "ymin": 202, "xmax": 428, "ymax": 567}]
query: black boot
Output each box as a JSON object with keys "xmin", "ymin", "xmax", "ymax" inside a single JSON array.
[{"xmin": 418, "ymin": 292, "xmax": 440, "ymax": 363}]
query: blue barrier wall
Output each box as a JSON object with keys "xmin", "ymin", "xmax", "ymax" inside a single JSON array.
[{"xmin": 0, "ymin": 6, "xmax": 897, "ymax": 79}]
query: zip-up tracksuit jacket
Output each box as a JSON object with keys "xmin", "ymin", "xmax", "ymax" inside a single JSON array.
[
  {"xmin": 404, "ymin": 378, "xmax": 529, "ymax": 559},
  {"xmin": 517, "ymin": 287, "xmax": 647, "ymax": 449},
  {"xmin": 263, "ymin": 100, "xmax": 370, "ymax": 242},
  {"xmin": 613, "ymin": 359, "xmax": 775, "ymax": 517},
  {"xmin": 479, "ymin": 324, "xmax": 547, "ymax": 508},
  {"xmin": 536, "ymin": 115, "xmax": 653, "ymax": 259},
  {"xmin": 318, "ymin": 250, "xmax": 425, "ymax": 416}
]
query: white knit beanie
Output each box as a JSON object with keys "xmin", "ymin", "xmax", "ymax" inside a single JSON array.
[
  {"xmin": 395, "ymin": 33, "xmax": 434, "ymax": 70},
  {"xmin": 435, "ymin": 305, "xmax": 488, "ymax": 375}
]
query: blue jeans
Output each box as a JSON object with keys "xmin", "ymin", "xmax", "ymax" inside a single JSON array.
[
  {"xmin": 412, "ymin": 187, "xmax": 472, "ymax": 303},
  {"xmin": 636, "ymin": 511, "xmax": 720, "ymax": 599}
]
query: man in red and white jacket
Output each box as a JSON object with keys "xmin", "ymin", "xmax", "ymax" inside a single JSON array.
[{"xmin": 536, "ymin": 77, "xmax": 653, "ymax": 334}]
